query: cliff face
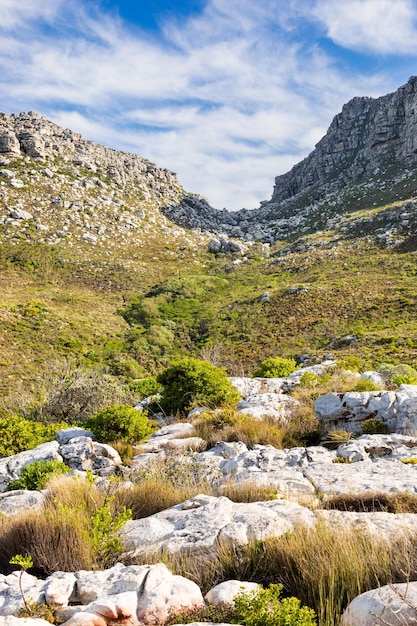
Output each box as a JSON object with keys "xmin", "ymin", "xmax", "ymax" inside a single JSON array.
[{"xmin": 270, "ymin": 77, "xmax": 417, "ymax": 204}]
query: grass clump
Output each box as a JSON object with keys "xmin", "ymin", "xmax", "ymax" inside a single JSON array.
[
  {"xmin": 360, "ymin": 418, "xmax": 389, "ymax": 435},
  {"xmin": 157, "ymin": 357, "xmax": 241, "ymax": 415},
  {"xmin": 351, "ymin": 378, "xmax": 381, "ymax": 392},
  {"xmin": 85, "ymin": 404, "xmax": 156, "ymax": 444},
  {"xmin": 253, "ymin": 356, "xmax": 297, "ymax": 378},
  {"xmin": 0, "ymin": 475, "xmax": 133, "ymax": 575},
  {"xmin": 192, "ymin": 408, "xmax": 284, "ymax": 449},
  {"xmin": 6, "ymin": 460, "xmax": 70, "ymax": 491},
  {"xmin": 323, "ymin": 491, "xmax": 417, "ymax": 513}
]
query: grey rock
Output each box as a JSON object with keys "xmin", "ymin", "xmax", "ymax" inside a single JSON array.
[
  {"xmin": 10, "ymin": 208, "xmax": 32, "ymax": 220},
  {"xmin": 0, "ymin": 490, "xmax": 45, "ymax": 516},
  {"xmin": 56, "ymin": 428, "xmax": 95, "ymax": 445}
]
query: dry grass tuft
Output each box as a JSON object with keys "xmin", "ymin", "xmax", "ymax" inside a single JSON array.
[{"xmin": 323, "ymin": 491, "xmax": 417, "ymax": 514}]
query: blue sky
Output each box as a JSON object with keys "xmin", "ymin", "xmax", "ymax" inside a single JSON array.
[{"xmin": 1, "ymin": 1, "xmax": 417, "ymax": 210}]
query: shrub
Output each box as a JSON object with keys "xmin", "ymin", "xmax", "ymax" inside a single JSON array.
[
  {"xmin": 86, "ymin": 404, "xmax": 155, "ymax": 444},
  {"xmin": 377, "ymin": 363, "xmax": 417, "ymax": 386},
  {"xmin": 6, "ymin": 460, "xmax": 70, "ymax": 491},
  {"xmin": 352, "ymin": 378, "xmax": 381, "ymax": 392},
  {"xmin": 0, "ymin": 412, "xmax": 68, "ymax": 458},
  {"xmin": 40, "ymin": 365, "xmax": 136, "ymax": 424},
  {"xmin": 126, "ymin": 375, "xmax": 160, "ymax": 399},
  {"xmin": 233, "ymin": 584, "xmax": 316, "ymax": 626},
  {"xmin": 157, "ymin": 357, "xmax": 240, "ymax": 414},
  {"xmin": 253, "ymin": 356, "xmax": 297, "ymax": 378}
]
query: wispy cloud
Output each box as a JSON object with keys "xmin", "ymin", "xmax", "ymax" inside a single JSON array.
[
  {"xmin": 0, "ymin": 0, "xmax": 414, "ymax": 209},
  {"xmin": 313, "ymin": 0, "xmax": 417, "ymax": 55}
]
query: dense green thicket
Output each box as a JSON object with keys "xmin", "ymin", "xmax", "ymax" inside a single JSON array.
[{"xmin": 253, "ymin": 356, "xmax": 297, "ymax": 378}]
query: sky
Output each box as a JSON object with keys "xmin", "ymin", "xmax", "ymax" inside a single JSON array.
[{"xmin": 1, "ymin": 1, "xmax": 417, "ymax": 210}]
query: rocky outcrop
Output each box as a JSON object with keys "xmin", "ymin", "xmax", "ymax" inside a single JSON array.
[
  {"xmin": 314, "ymin": 384, "xmax": 417, "ymax": 435},
  {"xmin": 0, "ymin": 563, "xmax": 205, "ymax": 625},
  {"xmin": 0, "ymin": 429, "xmax": 121, "ymax": 495}
]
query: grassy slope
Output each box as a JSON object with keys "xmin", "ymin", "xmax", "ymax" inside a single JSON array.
[{"xmin": 2, "ymin": 228, "xmax": 417, "ymax": 399}]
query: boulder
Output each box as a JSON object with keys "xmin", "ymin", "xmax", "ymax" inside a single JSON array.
[
  {"xmin": 6, "ymin": 442, "xmax": 62, "ymax": 481},
  {"xmin": 205, "ymin": 580, "xmax": 260, "ymax": 607},
  {"xmin": 0, "ymin": 490, "xmax": 45, "ymax": 516},
  {"xmin": 237, "ymin": 393, "xmax": 297, "ymax": 423},
  {"xmin": 119, "ymin": 495, "xmax": 314, "ymax": 558},
  {"xmin": 341, "ymin": 581, "xmax": 417, "ymax": 625},
  {"xmin": 56, "ymin": 428, "xmax": 95, "ymax": 445},
  {"xmin": 0, "ymin": 571, "xmax": 46, "ymax": 615}
]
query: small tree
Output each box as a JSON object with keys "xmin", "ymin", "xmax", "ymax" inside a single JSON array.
[{"xmin": 157, "ymin": 357, "xmax": 240, "ymax": 414}]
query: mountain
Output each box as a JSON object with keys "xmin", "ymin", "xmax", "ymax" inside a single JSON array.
[{"xmin": 1, "ymin": 79, "xmax": 417, "ymax": 400}]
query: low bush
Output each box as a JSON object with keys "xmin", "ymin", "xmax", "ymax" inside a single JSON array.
[
  {"xmin": 352, "ymin": 378, "xmax": 381, "ymax": 392},
  {"xmin": 86, "ymin": 404, "xmax": 156, "ymax": 444},
  {"xmin": 253, "ymin": 356, "xmax": 297, "ymax": 378},
  {"xmin": 0, "ymin": 412, "xmax": 68, "ymax": 458},
  {"xmin": 171, "ymin": 584, "xmax": 316, "ymax": 626},
  {"xmin": 6, "ymin": 460, "xmax": 70, "ymax": 491},
  {"xmin": 126, "ymin": 375, "xmax": 160, "ymax": 399},
  {"xmin": 157, "ymin": 357, "xmax": 240, "ymax": 414},
  {"xmin": 376, "ymin": 362, "xmax": 417, "ymax": 386}
]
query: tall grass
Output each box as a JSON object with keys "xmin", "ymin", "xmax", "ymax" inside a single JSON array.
[{"xmin": 131, "ymin": 519, "xmax": 417, "ymax": 626}]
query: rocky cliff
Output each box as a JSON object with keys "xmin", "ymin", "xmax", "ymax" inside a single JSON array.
[{"xmin": 3, "ymin": 77, "xmax": 417, "ymax": 247}]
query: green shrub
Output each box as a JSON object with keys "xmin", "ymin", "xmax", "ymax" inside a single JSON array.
[
  {"xmin": 360, "ymin": 418, "xmax": 389, "ymax": 435},
  {"xmin": 86, "ymin": 404, "xmax": 155, "ymax": 443},
  {"xmin": 6, "ymin": 460, "xmax": 70, "ymax": 491},
  {"xmin": 0, "ymin": 412, "xmax": 68, "ymax": 458},
  {"xmin": 377, "ymin": 363, "xmax": 417, "ymax": 386},
  {"xmin": 392, "ymin": 374, "xmax": 417, "ymax": 386},
  {"xmin": 157, "ymin": 357, "xmax": 241, "ymax": 414},
  {"xmin": 253, "ymin": 356, "xmax": 297, "ymax": 378},
  {"xmin": 234, "ymin": 584, "xmax": 316, "ymax": 626},
  {"xmin": 352, "ymin": 378, "xmax": 381, "ymax": 392},
  {"xmin": 126, "ymin": 375, "xmax": 160, "ymax": 399}
]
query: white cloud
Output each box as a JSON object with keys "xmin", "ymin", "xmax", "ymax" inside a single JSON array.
[
  {"xmin": 313, "ymin": 0, "xmax": 417, "ymax": 55},
  {"xmin": 0, "ymin": 0, "xmax": 412, "ymax": 209}
]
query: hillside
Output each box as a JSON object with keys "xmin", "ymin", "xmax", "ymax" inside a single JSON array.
[{"xmin": 1, "ymin": 80, "xmax": 417, "ymax": 405}]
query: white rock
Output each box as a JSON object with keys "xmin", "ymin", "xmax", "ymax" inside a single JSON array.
[
  {"xmin": 360, "ymin": 371, "xmax": 385, "ymax": 387},
  {"xmin": 136, "ymin": 563, "xmax": 205, "ymax": 625},
  {"xmin": 6, "ymin": 442, "xmax": 62, "ymax": 481},
  {"xmin": 341, "ymin": 581, "xmax": 417, "ymax": 625},
  {"xmin": 0, "ymin": 571, "xmax": 46, "ymax": 615},
  {"xmin": 119, "ymin": 495, "xmax": 314, "ymax": 558},
  {"xmin": 205, "ymin": 580, "xmax": 259, "ymax": 607},
  {"xmin": 56, "ymin": 428, "xmax": 95, "ymax": 445},
  {"xmin": 43, "ymin": 572, "xmax": 77, "ymax": 606}
]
